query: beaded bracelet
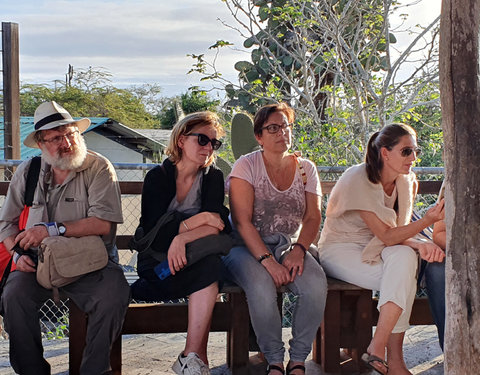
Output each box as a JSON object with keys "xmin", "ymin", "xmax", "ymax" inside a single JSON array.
[
  {"xmin": 291, "ymin": 242, "xmax": 307, "ymax": 254},
  {"xmin": 258, "ymin": 253, "xmax": 272, "ymax": 263}
]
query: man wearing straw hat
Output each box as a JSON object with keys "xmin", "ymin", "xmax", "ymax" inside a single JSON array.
[{"xmin": 0, "ymin": 101, "xmax": 130, "ymax": 375}]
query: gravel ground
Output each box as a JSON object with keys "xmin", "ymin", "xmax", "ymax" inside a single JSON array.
[{"xmin": 0, "ymin": 325, "xmax": 444, "ymax": 374}]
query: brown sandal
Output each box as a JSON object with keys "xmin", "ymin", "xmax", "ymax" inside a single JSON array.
[
  {"xmin": 286, "ymin": 363, "xmax": 305, "ymax": 375},
  {"xmin": 361, "ymin": 353, "xmax": 389, "ymax": 375},
  {"xmin": 267, "ymin": 364, "xmax": 285, "ymax": 375}
]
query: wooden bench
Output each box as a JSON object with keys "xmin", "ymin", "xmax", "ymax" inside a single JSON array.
[
  {"xmin": 0, "ymin": 179, "xmax": 442, "ymax": 374},
  {"xmin": 68, "ymin": 285, "xmax": 250, "ymax": 375}
]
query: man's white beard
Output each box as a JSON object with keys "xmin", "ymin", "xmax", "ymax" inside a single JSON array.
[{"xmin": 41, "ymin": 135, "xmax": 88, "ymax": 170}]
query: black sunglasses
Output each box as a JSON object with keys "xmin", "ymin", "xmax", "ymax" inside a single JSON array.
[
  {"xmin": 400, "ymin": 147, "xmax": 422, "ymax": 157},
  {"xmin": 187, "ymin": 133, "xmax": 222, "ymax": 150},
  {"xmin": 261, "ymin": 123, "xmax": 293, "ymax": 134}
]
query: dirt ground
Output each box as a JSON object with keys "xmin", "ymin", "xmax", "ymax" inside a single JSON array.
[{"xmin": 0, "ymin": 326, "xmax": 444, "ymax": 374}]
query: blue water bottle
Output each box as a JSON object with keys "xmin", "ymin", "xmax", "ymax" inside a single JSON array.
[{"xmin": 154, "ymin": 259, "xmax": 171, "ymax": 280}]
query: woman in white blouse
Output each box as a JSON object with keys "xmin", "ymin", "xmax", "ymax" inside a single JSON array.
[{"xmin": 319, "ymin": 124, "xmax": 445, "ymax": 375}]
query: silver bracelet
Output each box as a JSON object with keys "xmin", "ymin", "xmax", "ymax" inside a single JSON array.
[{"xmin": 182, "ymin": 220, "xmax": 190, "ymax": 231}]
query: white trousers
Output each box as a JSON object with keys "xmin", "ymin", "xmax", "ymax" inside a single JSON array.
[{"xmin": 319, "ymin": 243, "xmax": 418, "ymax": 333}]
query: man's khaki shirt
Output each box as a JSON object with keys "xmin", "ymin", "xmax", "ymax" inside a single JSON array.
[{"xmin": 0, "ymin": 151, "xmax": 123, "ymax": 258}]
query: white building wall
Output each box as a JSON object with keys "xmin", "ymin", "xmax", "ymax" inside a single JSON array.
[{"xmin": 83, "ymin": 132, "xmax": 145, "ymax": 181}]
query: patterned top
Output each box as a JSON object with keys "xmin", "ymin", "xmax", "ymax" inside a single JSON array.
[{"xmin": 227, "ymin": 151, "xmax": 321, "ymax": 238}]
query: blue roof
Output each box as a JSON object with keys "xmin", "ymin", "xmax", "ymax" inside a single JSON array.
[{"xmin": 0, "ymin": 117, "xmax": 110, "ymax": 159}]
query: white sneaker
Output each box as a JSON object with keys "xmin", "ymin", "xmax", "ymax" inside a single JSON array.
[{"xmin": 172, "ymin": 352, "xmax": 210, "ymax": 375}]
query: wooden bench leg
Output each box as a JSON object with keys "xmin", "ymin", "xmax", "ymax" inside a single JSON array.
[
  {"xmin": 312, "ymin": 325, "xmax": 322, "ymax": 364},
  {"xmin": 68, "ymin": 301, "xmax": 87, "ymax": 375},
  {"xmin": 353, "ymin": 290, "xmax": 372, "ymax": 372},
  {"xmin": 227, "ymin": 292, "xmax": 249, "ymax": 375},
  {"xmin": 321, "ymin": 290, "xmax": 341, "ymax": 373}
]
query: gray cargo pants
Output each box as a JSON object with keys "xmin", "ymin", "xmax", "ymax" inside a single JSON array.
[{"xmin": 0, "ymin": 261, "xmax": 130, "ymax": 375}]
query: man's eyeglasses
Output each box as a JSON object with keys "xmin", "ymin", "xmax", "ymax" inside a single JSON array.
[
  {"xmin": 261, "ymin": 123, "xmax": 293, "ymax": 134},
  {"xmin": 187, "ymin": 133, "xmax": 222, "ymax": 150},
  {"xmin": 400, "ymin": 147, "xmax": 421, "ymax": 157},
  {"xmin": 42, "ymin": 130, "xmax": 79, "ymax": 146}
]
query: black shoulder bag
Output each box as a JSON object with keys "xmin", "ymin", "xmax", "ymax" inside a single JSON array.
[{"xmin": 130, "ymin": 211, "xmax": 232, "ymax": 267}]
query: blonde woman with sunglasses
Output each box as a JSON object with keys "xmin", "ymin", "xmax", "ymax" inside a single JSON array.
[
  {"xmin": 318, "ymin": 123, "xmax": 445, "ymax": 375},
  {"xmin": 131, "ymin": 111, "xmax": 230, "ymax": 375}
]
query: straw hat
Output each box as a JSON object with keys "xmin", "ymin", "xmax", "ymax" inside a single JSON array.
[{"xmin": 23, "ymin": 101, "xmax": 91, "ymax": 148}]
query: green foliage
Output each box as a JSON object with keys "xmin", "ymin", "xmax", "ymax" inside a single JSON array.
[
  {"xmin": 46, "ymin": 314, "xmax": 69, "ymax": 340},
  {"xmin": 158, "ymin": 89, "xmax": 221, "ymax": 129},
  {"xmin": 19, "ymin": 66, "xmax": 159, "ymax": 128},
  {"xmin": 190, "ymin": 0, "xmax": 441, "ymax": 167}
]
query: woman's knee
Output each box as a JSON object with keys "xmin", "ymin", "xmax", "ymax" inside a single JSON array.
[{"xmin": 384, "ymin": 245, "xmax": 418, "ymax": 268}]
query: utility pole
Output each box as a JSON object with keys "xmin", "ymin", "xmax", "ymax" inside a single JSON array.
[{"xmin": 2, "ymin": 22, "xmax": 21, "ymax": 161}]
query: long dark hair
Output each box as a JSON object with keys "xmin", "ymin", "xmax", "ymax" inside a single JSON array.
[{"xmin": 365, "ymin": 123, "xmax": 417, "ymax": 183}]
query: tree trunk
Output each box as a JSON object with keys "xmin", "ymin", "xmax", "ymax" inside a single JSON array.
[{"xmin": 439, "ymin": 0, "xmax": 480, "ymax": 372}]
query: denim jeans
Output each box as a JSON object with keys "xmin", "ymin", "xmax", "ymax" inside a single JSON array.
[
  {"xmin": 223, "ymin": 245, "xmax": 327, "ymax": 364},
  {"xmin": 423, "ymin": 260, "xmax": 445, "ymax": 351}
]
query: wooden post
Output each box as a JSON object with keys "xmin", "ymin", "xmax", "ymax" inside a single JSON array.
[
  {"xmin": 439, "ymin": 0, "xmax": 480, "ymax": 372},
  {"xmin": 2, "ymin": 22, "xmax": 21, "ymax": 160}
]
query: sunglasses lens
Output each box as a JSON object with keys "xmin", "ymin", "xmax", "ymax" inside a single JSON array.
[
  {"xmin": 401, "ymin": 148, "xmax": 421, "ymax": 157},
  {"xmin": 401, "ymin": 149, "xmax": 412, "ymax": 157},
  {"xmin": 212, "ymin": 140, "xmax": 222, "ymax": 150},
  {"xmin": 197, "ymin": 134, "xmax": 210, "ymax": 146}
]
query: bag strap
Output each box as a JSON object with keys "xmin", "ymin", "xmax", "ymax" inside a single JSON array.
[
  {"xmin": 293, "ymin": 151, "xmax": 307, "ymax": 186},
  {"xmin": 18, "ymin": 156, "xmax": 41, "ymax": 231},
  {"xmin": 0, "ymin": 157, "xmax": 42, "ymax": 295},
  {"xmin": 129, "ymin": 211, "xmax": 177, "ymax": 253},
  {"xmin": 25, "ymin": 156, "xmax": 41, "ymax": 207}
]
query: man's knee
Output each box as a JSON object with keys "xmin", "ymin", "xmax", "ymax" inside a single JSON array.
[{"xmin": 2, "ymin": 272, "xmax": 46, "ymax": 309}]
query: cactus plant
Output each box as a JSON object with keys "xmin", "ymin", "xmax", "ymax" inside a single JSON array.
[{"xmin": 231, "ymin": 112, "xmax": 260, "ymax": 160}]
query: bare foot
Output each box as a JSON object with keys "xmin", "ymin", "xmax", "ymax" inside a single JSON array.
[{"xmin": 387, "ymin": 361, "xmax": 413, "ymax": 375}]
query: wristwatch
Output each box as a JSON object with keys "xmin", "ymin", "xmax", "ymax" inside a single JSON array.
[{"xmin": 57, "ymin": 222, "xmax": 66, "ymax": 236}]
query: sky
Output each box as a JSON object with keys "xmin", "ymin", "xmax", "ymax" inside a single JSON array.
[{"xmin": 1, "ymin": 0, "xmax": 442, "ymax": 98}]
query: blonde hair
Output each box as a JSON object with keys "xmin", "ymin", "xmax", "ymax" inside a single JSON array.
[{"xmin": 166, "ymin": 111, "xmax": 225, "ymax": 167}]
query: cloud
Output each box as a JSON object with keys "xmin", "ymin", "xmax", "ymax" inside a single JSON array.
[
  {"xmin": 3, "ymin": 0, "xmax": 244, "ymax": 96},
  {"xmin": 2, "ymin": 0, "xmax": 441, "ymax": 97}
]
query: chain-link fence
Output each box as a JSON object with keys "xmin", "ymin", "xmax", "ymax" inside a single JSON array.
[{"xmin": 0, "ymin": 161, "xmax": 444, "ymax": 337}]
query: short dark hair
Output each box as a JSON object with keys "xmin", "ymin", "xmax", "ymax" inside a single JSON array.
[
  {"xmin": 365, "ymin": 123, "xmax": 417, "ymax": 183},
  {"xmin": 253, "ymin": 102, "xmax": 295, "ymax": 135}
]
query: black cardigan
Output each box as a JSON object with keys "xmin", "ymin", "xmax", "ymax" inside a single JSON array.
[{"xmin": 137, "ymin": 158, "xmax": 231, "ymax": 273}]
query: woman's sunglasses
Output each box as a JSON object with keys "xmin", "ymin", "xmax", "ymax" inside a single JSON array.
[
  {"xmin": 187, "ymin": 133, "xmax": 222, "ymax": 150},
  {"xmin": 400, "ymin": 147, "xmax": 422, "ymax": 157}
]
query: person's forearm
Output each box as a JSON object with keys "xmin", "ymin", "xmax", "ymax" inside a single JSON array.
[
  {"xmin": 61, "ymin": 217, "xmax": 112, "ymax": 237},
  {"xmin": 175, "ymin": 225, "xmax": 219, "ymax": 244},
  {"xmin": 433, "ymin": 232, "xmax": 446, "ymax": 250},
  {"xmin": 381, "ymin": 216, "xmax": 434, "ymax": 246},
  {"xmin": 295, "ymin": 216, "xmax": 321, "ymax": 249},
  {"xmin": 236, "ymin": 221, "xmax": 270, "ymax": 259},
  {"xmin": 3, "ymin": 235, "xmax": 17, "ymax": 254}
]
